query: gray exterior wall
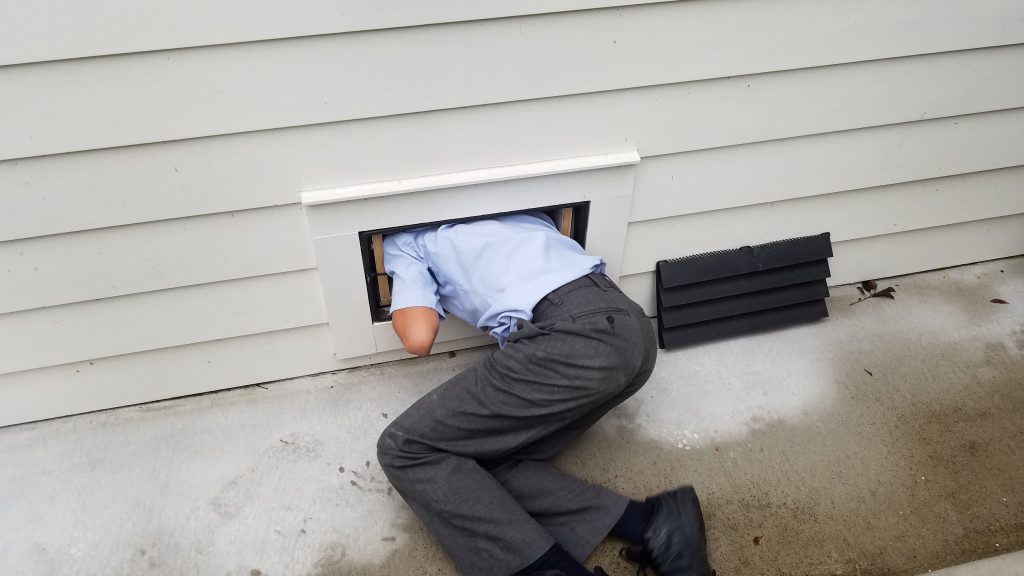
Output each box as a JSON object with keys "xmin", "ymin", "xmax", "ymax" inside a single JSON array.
[{"xmin": 2, "ymin": 0, "xmax": 1023, "ymax": 425}]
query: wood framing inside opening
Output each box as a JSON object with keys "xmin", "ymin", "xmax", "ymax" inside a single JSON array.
[{"xmin": 371, "ymin": 234, "xmax": 392, "ymax": 307}]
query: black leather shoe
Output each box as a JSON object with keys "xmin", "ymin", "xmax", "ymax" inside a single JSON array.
[{"xmin": 638, "ymin": 485, "xmax": 713, "ymax": 576}]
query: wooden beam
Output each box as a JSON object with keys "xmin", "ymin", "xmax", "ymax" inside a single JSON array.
[
  {"xmin": 371, "ymin": 234, "xmax": 391, "ymax": 306},
  {"xmin": 560, "ymin": 207, "xmax": 574, "ymax": 237}
]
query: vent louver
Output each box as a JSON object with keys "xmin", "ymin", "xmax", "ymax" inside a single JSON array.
[{"xmin": 656, "ymin": 233, "xmax": 833, "ymax": 348}]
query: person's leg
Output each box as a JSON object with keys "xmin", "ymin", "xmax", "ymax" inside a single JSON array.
[
  {"xmin": 490, "ymin": 277, "xmax": 711, "ymax": 576},
  {"xmin": 488, "ymin": 460, "xmax": 627, "ymax": 562},
  {"xmin": 485, "ymin": 336, "xmax": 657, "ymax": 562},
  {"xmin": 378, "ymin": 280, "xmax": 655, "ymax": 576},
  {"xmin": 377, "ymin": 357, "xmax": 557, "ymax": 576}
]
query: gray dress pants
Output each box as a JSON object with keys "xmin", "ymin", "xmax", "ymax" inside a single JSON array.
[{"xmin": 377, "ymin": 273, "xmax": 658, "ymax": 576}]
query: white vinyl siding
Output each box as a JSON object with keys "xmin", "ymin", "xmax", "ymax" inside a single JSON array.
[
  {"xmin": 5, "ymin": 47, "xmax": 1024, "ymax": 242},
  {"xmin": 623, "ymin": 167, "xmax": 1024, "ymax": 276},
  {"xmin": 629, "ymin": 110, "xmax": 1024, "ymax": 222},
  {"xmin": 0, "ymin": 271, "xmax": 326, "ymax": 375},
  {"xmin": 2, "ymin": 0, "xmax": 1023, "ymax": 426},
  {"xmin": 0, "ymin": 0, "xmax": 672, "ymax": 66},
  {"xmin": 1, "ymin": 206, "xmax": 314, "ymax": 314},
  {"xmin": 3, "ymin": 0, "xmax": 1024, "ymax": 159}
]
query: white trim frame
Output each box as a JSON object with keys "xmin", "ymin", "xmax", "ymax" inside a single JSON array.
[{"xmin": 301, "ymin": 151, "xmax": 640, "ymax": 361}]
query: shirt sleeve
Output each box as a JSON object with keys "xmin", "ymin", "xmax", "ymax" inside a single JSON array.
[{"xmin": 383, "ymin": 232, "xmax": 445, "ymax": 318}]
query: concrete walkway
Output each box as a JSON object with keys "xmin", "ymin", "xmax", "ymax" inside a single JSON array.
[{"xmin": 1, "ymin": 257, "xmax": 1021, "ymax": 576}]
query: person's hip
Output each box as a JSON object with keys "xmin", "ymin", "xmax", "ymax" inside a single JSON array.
[{"xmin": 532, "ymin": 273, "xmax": 646, "ymax": 325}]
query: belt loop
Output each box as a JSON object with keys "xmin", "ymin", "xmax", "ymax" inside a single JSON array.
[
  {"xmin": 589, "ymin": 272, "xmax": 609, "ymax": 291},
  {"xmin": 544, "ymin": 291, "xmax": 562, "ymax": 308}
]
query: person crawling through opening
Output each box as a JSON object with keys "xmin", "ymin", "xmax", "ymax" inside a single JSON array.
[{"xmin": 376, "ymin": 210, "xmax": 713, "ymax": 576}]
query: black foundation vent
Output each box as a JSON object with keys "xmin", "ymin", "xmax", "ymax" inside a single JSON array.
[{"xmin": 656, "ymin": 233, "xmax": 833, "ymax": 349}]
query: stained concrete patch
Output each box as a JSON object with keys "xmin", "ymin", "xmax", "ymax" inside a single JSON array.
[
  {"xmin": 581, "ymin": 259, "xmax": 1024, "ymax": 575},
  {"xmin": 571, "ymin": 358, "xmax": 1024, "ymax": 575},
  {"xmin": 337, "ymin": 258, "xmax": 1024, "ymax": 576},
  {"xmin": 0, "ymin": 257, "xmax": 1020, "ymax": 576}
]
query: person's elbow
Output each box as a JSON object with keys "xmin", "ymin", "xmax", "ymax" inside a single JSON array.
[
  {"xmin": 402, "ymin": 333, "xmax": 435, "ymax": 357},
  {"xmin": 391, "ymin": 306, "xmax": 440, "ymax": 357}
]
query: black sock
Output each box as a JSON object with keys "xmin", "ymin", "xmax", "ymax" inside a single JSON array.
[
  {"xmin": 610, "ymin": 499, "xmax": 654, "ymax": 545},
  {"xmin": 521, "ymin": 543, "xmax": 592, "ymax": 576}
]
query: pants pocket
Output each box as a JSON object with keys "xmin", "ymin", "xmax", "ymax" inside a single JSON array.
[{"xmin": 569, "ymin": 307, "xmax": 630, "ymax": 323}]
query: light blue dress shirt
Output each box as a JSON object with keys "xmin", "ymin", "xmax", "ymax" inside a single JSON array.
[{"xmin": 383, "ymin": 212, "xmax": 605, "ymax": 347}]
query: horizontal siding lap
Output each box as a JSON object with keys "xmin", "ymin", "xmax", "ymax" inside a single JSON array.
[
  {"xmin": 629, "ymin": 109, "xmax": 1024, "ymax": 222},
  {"xmin": 621, "ymin": 165, "xmax": 1024, "ymax": 276},
  {"xmin": 0, "ymin": 270, "xmax": 328, "ymax": 375},
  {"xmin": 2, "ymin": 0, "xmax": 1024, "ymax": 159},
  {"xmin": 0, "ymin": 0, "xmax": 671, "ymax": 66},
  {"xmin": 4, "ymin": 48, "xmax": 1024, "ymax": 242},
  {"xmin": 0, "ymin": 205, "xmax": 315, "ymax": 315}
]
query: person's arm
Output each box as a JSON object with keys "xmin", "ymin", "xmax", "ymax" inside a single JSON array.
[
  {"xmin": 391, "ymin": 306, "xmax": 440, "ymax": 357},
  {"xmin": 383, "ymin": 233, "xmax": 445, "ymax": 357}
]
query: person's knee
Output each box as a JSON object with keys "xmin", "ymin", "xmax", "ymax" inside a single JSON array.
[{"xmin": 376, "ymin": 423, "xmax": 401, "ymax": 471}]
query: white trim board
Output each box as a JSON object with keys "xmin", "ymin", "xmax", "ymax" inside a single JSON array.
[
  {"xmin": 301, "ymin": 151, "xmax": 640, "ymax": 361},
  {"xmin": 301, "ymin": 151, "xmax": 641, "ymax": 205}
]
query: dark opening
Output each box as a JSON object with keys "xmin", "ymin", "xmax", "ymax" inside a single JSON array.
[{"xmin": 359, "ymin": 202, "xmax": 590, "ymax": 321}]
